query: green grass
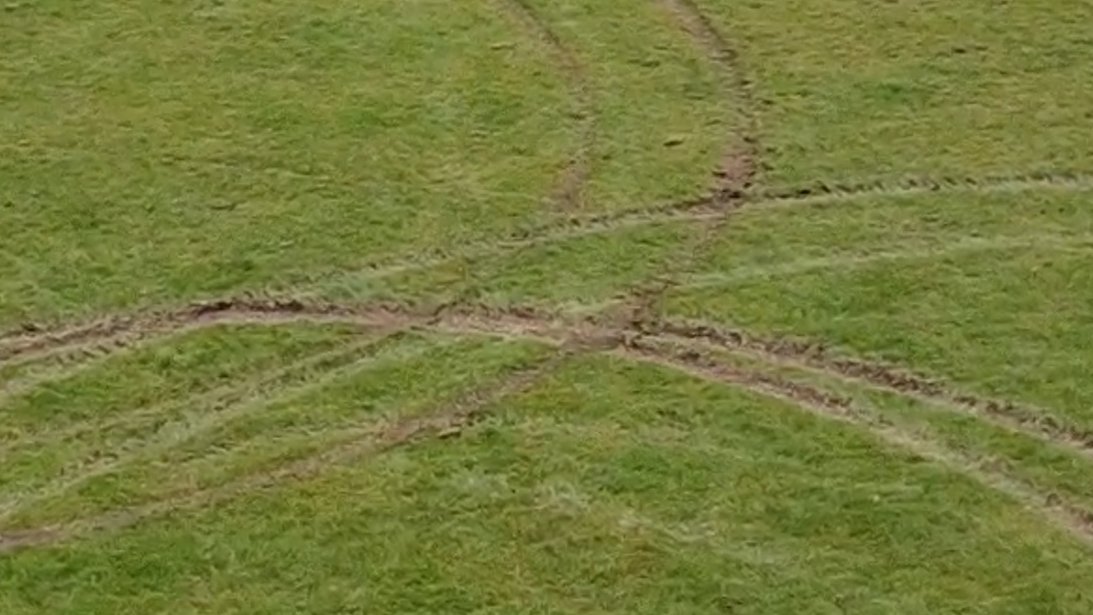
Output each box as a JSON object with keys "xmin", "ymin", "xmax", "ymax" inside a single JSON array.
[
  {"xmin": 666, "ymin": 188, "xmax": 1093, "ymax": 423},
  {"xmin": 692, "ymin": 0, "xmax": 1093, "ymax": 185},
  {"xmin": 4, "ymin": 0, "xmax": 1093, "ymax": 612},
  {"xmin": 5, "ymin": 357, "xmax": 1093, "ymax": 613}
]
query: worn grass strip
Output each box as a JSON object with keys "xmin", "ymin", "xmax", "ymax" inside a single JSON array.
[{"xmin": 0, "ymin": 347, "xmax": 570, "ymax": 554}]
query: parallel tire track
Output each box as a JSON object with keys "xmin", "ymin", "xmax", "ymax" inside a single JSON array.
[
  {"xmin": 639, "ymin": 317, "xmax": 1093, "ymax": 458},
  {"xmin": 0, "ymin": 332, "xmax": 414, "ymax": 524},
  {"xmin": 2, "ymin": 302, "xmax": 1091, "ymax": 551},
  {"xmin": 4, "ymin": 296, "xmax": 1088, "ymax": 464},
  {"xmin": 0, "ymin": 349, "xmax": 570, "ymax": 553},
  {"xmin": 617, "ymin": 337, "xmax": 1093, "ymax": 547}
]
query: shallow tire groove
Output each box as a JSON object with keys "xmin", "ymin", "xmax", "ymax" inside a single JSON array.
[{"xmin": 0, "ymin": 349, "xmax": 571, "ymax": 553}]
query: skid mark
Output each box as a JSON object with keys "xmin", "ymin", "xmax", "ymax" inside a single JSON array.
[
  {"xmin": 0, "ymin": 350, "xmax": 569, "ymax": 553},
  {"xmin": 639, "ymin": 317, "xmax": 1093, "ymax": 459},
  {"xmin": 617, "ymin": 337, "xmax": 1093, "ymax": 547}
]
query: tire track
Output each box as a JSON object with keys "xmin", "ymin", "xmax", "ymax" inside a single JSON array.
[
  {"xmin": 495, "ymin": 0, "xmax": 595, "ymax": 211},
  {"xmin": 605, "ymin": 0, "xmax": 759, "ymax": 324},
  {"xmin": 638, "ymin": 317, "xmax": 1093, "ymax": 459},
  {"xmin": 677, "ymin": 232, "xmax": 1093, "ymax": 290},
  {"xmin": 0, "ymin": 336, "xmax": 387, "ymax": 459},
  {"xmin": 0, "ymin": 297, "xmax": 602, "ymax": 369},
  {"xmin": 0, "ymin": 349, "xmax": 570, "ymax": 554},
  {"xmin": 4, "ymin": 294, "xmax": 1088, "ymax": 463},
  {"xmin": 0, "ymin": 332, "xmax": 419, "ymax": 524},
  {"xmin": 657, "ymin": 0, "xmax": 760, "ymax": 192},
  {"xmin": 616, "ymin": 336, "xmax": 1093, "ymax": 547},
  {"xmin": 751, "ymin": 170, "xmax": 1093, "ymax": 208},
  {"xmin": 0, "ymin": 336, "xmax": 141, "ymax": 408},
  {"xmin": 3, "ymin": 310, "xmax": 1092, "ymax": 551},
  {"xmin": 3, "ymin": 295, "xmax": 1089, "ymax": 464}
]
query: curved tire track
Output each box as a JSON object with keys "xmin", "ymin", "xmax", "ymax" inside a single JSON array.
[
  {"xmin": 495, "ymin": 0, "xmax": 595, "ymax": 211},
  {"xmin": 6, "ymin": 331, "xmax": 1092, "ymax": 553},
  {"xmin": 0, "ymin": 349, "xmax": 570, "ymax": 553},
  {"xmin": 638, "ymin": 316, "xmax": 1093, "ymax": 459}
]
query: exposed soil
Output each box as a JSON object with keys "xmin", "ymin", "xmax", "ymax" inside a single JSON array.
[{"xmin": 752, "ymin": 170, "xmax": 1093, "ymax": 206}]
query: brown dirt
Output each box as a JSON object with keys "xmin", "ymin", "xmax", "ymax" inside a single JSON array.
[{"xmin": 752, "ymin": 170, "xmax": 1093, "ymax": 206}]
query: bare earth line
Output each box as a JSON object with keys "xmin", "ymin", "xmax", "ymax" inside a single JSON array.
[
  {"xmin": 4, "ymin": 333, "xmax": 1084, "ymax": 554},
  {"xmin": 495, "ymin": 0, "xmax": 595, "ymax": 211},
  {"xmin": 2, "ymin": 294, "xmax": 1086, "ymax": 461},
  {"xmin": 0, "ymin": 350, "xmax": 572, "ymax": 554},
  {"xmin": 639, "ymin": 317, "xmax": 1093, "ymax": 459},
  {"xmin": 616, "ymin": 337, "xmax": 1093, "ymax": 547},
  {"xmin": 0, "ymin": 332, "xmax": 424, "ymax": 524}
]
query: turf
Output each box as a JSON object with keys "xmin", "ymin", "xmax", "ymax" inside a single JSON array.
[
  {"xmin": 3, "ymin": 0, "xmax": 1093, "ymax": 612},
  {"xmin": 4, "ymin": 357, "xmax": 1093, "ymax": 613}
]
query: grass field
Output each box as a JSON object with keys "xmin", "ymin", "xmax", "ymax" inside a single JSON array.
[{"xmin": 3, "ymin": 0, "xmax": 1093, "ymax": 612}]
